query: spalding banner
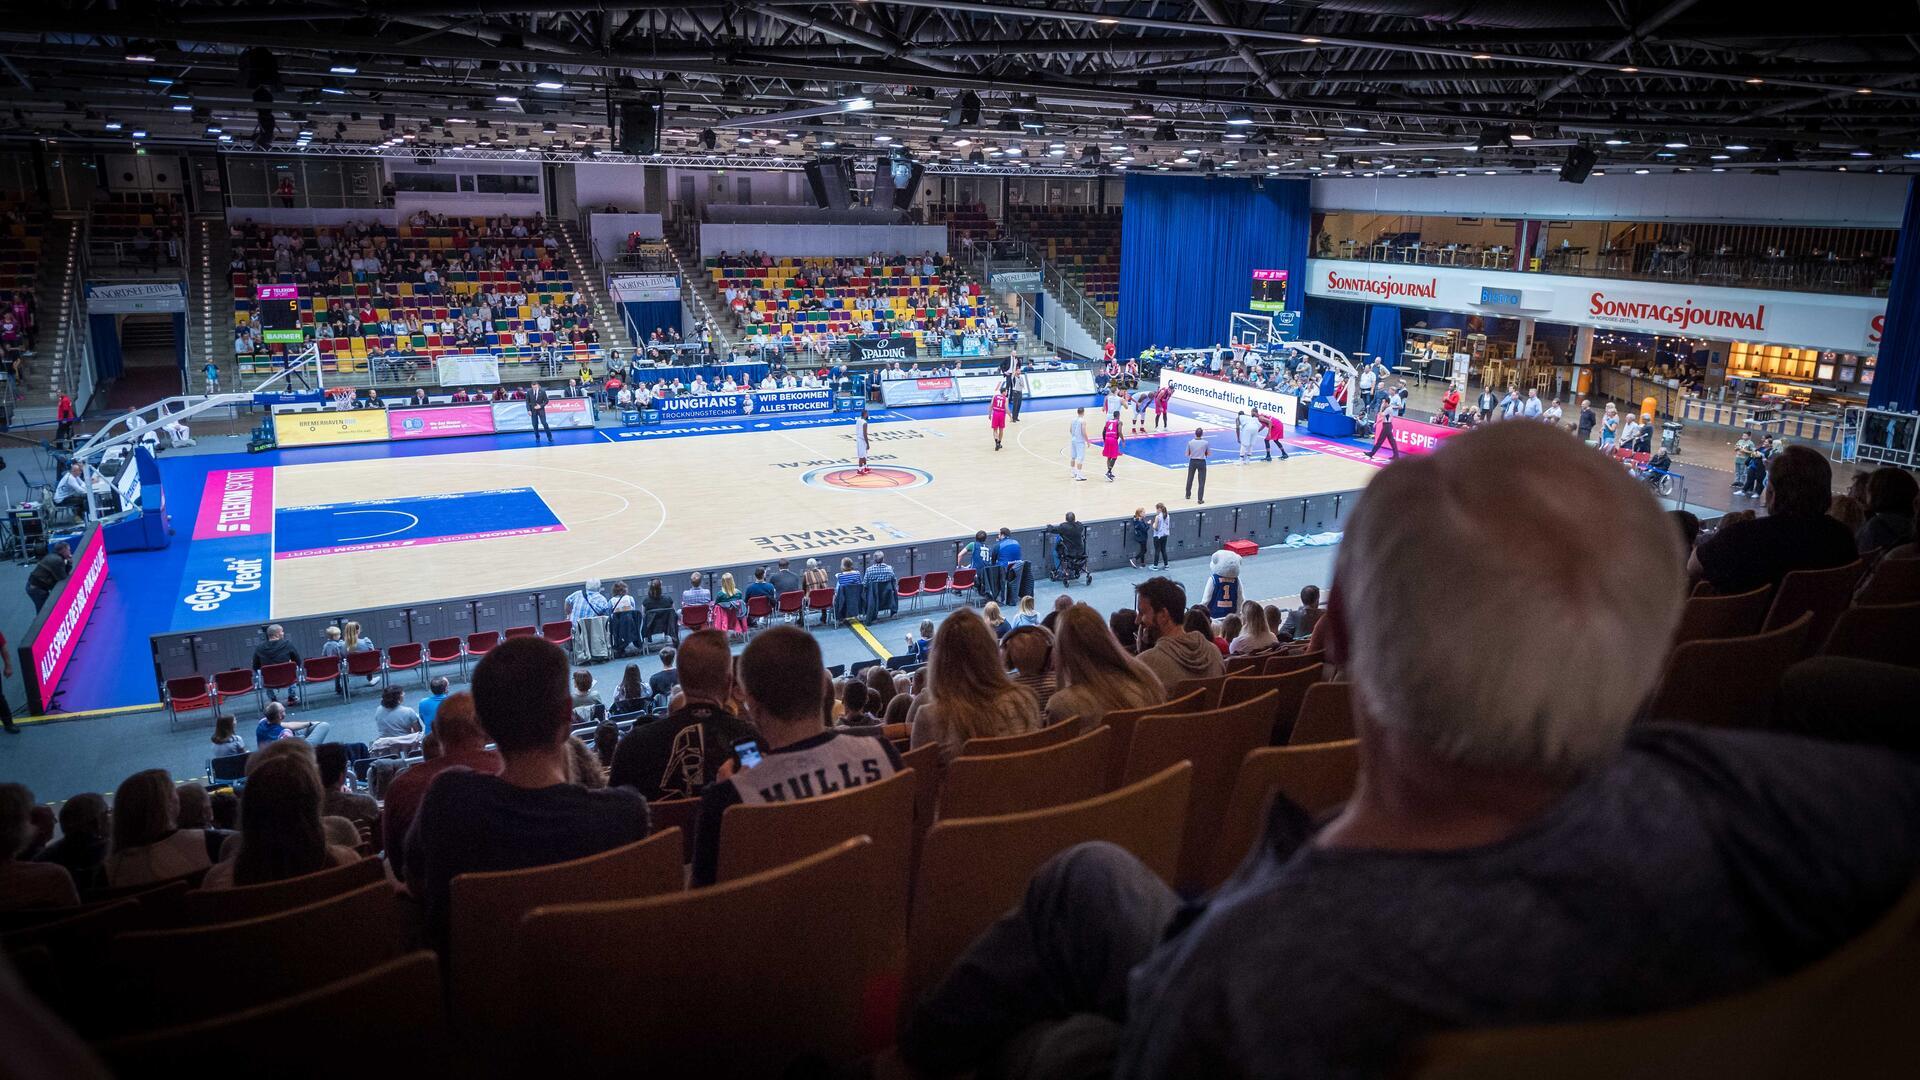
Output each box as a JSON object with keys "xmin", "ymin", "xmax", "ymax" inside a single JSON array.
[{"xmin": 846, "ymin": 335, "xmax": 919, "ymax": 363}]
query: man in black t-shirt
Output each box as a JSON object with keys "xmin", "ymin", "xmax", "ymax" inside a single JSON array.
[
  {"xmin": 609, "ymin": 630, "xmax": 757, "ymax": 802},
  {"xmin": 691, "ymin": 626, "xmax": 900, "ymax": 886},
  {"xmin": 1693, "ymin": 444, "xmax": 1857, "ymax": 594},
  {"xmin": 406, "ymin": 636, "xmax": 650, "ymax": 951}
]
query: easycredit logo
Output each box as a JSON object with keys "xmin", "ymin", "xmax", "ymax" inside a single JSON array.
[
  {"xmin": 1588, "ymin": 291, "xmax": 1766, "ymax": 332},
  {"xmin": 1325, "ymin": 270, "xmax": 1437, "ymax": 300}
]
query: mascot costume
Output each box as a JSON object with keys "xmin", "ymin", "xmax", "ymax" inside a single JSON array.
[{"xmin": 1204, "ymin": 548, "xmax": 1243, "ymax": 620}]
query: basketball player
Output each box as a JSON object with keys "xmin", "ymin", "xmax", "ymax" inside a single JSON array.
[
  {"xmin": 1068, "ymin": 407, "xmax": 1089, "ymax": 481},
  {"xmin": 1153, "ymin": 384, "xmax": 1172, "ymax": 430},
  {"xmin": 1130, "ymin": 387, "xmax": 1153, "ymax": 434},
  {"xmin": 853, "ymin": 409, "xmax": 871, "ymax": 475},
  {"xmin": 1101, "ymin": 410, "xmax": 1124, "ymax": 482},
  {"xmin": 1254, "ymin": 406, "xmax": 1290, "ymax": 460},
  {"xmin": 1235, "ymin": 409, "xmax": 1258, "ymax": 464},
  {"xmin": 990, "ymin": 387, "xmax": 1009, "ymax": 451}
]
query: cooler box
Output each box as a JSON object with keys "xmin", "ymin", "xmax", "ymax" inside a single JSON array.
[{"xmin": 1223, "ymin": 539, "xmax": 1259, "ymax": 559}]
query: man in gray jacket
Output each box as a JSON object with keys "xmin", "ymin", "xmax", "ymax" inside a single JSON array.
[{"xmin": 1132, "ymin": 577, "xmax": 1223, "ymax": 688}]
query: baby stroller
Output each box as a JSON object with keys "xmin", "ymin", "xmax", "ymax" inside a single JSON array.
[{"xmin": 1045, "ymin": 522, "xmax": 1092, "ymax": 586}]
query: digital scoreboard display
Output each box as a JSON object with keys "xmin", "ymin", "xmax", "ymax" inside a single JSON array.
[
  {"xmin": 256, "ymin": 284, "xmax": 303, "ymax": 344},
  {"xmin": 1250, "ymin": 269, "xmax": 1288, "ymax": 312}
]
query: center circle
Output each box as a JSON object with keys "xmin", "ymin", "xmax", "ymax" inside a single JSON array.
[{"xmin": 801, "ymin": 465, "xmax": 933, "ymax": 491}]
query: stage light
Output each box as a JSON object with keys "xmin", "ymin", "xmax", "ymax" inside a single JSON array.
[
  {"xmin": 1225, "ymin": 109, "xmax": 1254, "ymax": 126},
  {"xmin": 534, "ymin": 69, "xmax": 566, "ymax": 90},
  {"xmin": 842, "ymin": 97, "xmax": 874, "ymax": 112},
  {"xmin": 1126, "ymin": 101, "xmax": 1155, "ymax": 120}
]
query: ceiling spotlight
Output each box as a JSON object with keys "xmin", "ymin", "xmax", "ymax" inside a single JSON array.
[
  {"xmin": 1856, "ymin": 87, "xmax": 1874, "ymax": 94},
  {"xmin": 1744, "ymin": 77, "xmax": 1764, "ymax": 85},
  {"xmin": 1126, "ymin": 101, "xmax": 1155, "ymax": 121},
  {"xmin": 533, "ymin": 69, "xmax": 566, "ymax": 90},
  {"xmin": 1603, "ymin": 135, "xmax": 1630, "ymax": 146},
  {"xmin": 818, "ymin": 135, "xmax": 838, "ymax": 148},
  {"xmin": 1342, "ymin": 122, "xmax": 1367, "ymax": 133},
  {"xmin": 1510, "ymin": 125, "xmax": 1534, "ymax": 142},
  {"xmin": 875, "ymin": 133, "xmax": 892, "ymax": 143},
  {"xmin": 1663, "ymin": 139, "xmax": 1687, "ymax": 148},
  {"xmin": 495, "ymin": 94, "xmax": 519, "ymax": 104},
  {"xmin": 1471, "ymin": 52, "xmax": 1493, "ymax": 60},
  {"xmin": 1725, "ymin": 143, "xmax": 1750, "ymax": 151},
  {"xmin": 1619, "ymin": 66, "xmax": 1639, "ymax": 73},
  {"xmin": 1634, "ymin": 168, "xmax": 1650, "ymax": 174},
  {"xmin": 1225, "ymin": 109, "xmax": 1254, "ymax": 126},
  {"xmin": 1007, "ymin": 94, "xmax": 1038, "ymax": 113},
  {"xmin": 124, "ymin": 43, "xmax": 157, "ymax": 63}
]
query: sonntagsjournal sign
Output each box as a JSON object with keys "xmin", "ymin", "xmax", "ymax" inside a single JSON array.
[
  {"xmin": 1306, "ymin": 259, "xmax": 1887, "ymax": 355},
  {"xmin": 1160, "ymin": 370, "xmax": 1302, "ymax": 426},
  {"xmin": 20, "ymin": 525, "xmax": 110, "ymax": 714}
]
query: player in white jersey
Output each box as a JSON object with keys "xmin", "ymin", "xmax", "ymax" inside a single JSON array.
[
  {"xmin": 1235, "ymin": 409, "xmax": 1259, "ymax": 464},
  {"xmin": 1068, "ymin": 407, "xmax": 1089, "ymax": 481},
  {"xmin": 853, "ymin": 410, "xmax": 871, "ymax": 474}
]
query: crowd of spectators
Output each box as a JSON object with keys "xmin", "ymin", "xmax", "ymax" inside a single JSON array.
[
  {"xmin": 4, "ymin": 421, "xmax": 1917, "ymax": 1076},
  {"xmin": 708, "ymin": 250, "xmax": 1014, "ymax": 350}
]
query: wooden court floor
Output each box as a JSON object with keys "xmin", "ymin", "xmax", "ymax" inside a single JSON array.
[{"xmin": 264, "ymin": 408, "xmax": 1381, "ymax": 619}]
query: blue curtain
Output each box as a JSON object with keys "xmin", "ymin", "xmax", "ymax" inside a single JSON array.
[
  {"xmin": 1362, "ymin": 304, "xmax": 1402, "ymax": 365},
  {"xmin": 89, "ymin": 313, "xmax": 123, "ymax": 381},
  {"xmin": 1870, "ymin": 179, "xmax": 1919, "ymax": 409},
  {"xmin": 173, "ymin": 313, "xmax": 188, "ymax": 372},
  {"xmin": 1301, "ymin": 296, "xmax": 1366, "ymax": 356},
  {"xmin": 1117, "ymin": 176, "xmax": 1310, "ymax": 358},
  {"xmin": 620, "ymin": 300, "xmax": 683, "ymax": 343}
]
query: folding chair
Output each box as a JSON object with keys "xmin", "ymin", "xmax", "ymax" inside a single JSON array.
[
  {"xmin": 464, "ymin": 631, "xmax": 500, "ymax": 666},
  {"xmin": 777, "ymin": 590, "xmax": 805, "ymax": 625},
  {"xmin": 540, "ymin": 621, "xmax": 573, "ymax": 650},
  {"xmin": 920, "ymin": 570, "xmax": 949, "ymax": 609},
  {"xmin": 504, "ymin": 624, "xmax": 538, "ymax": 640},
  {"xmin": 343, "ymin": 649, "xmax": 385, "ymax": 700},
  {"xmin": 165, "ymin": 675, "xmax": 217, "ymax": 732},
  {"xmin": 806, "ymin": 588, "xmax": 835, "ymax": 626},
  {"xmin": 896, "ymin": 575, "xmax": 922, "ymax": 612},
  {"xmin": 680, "ymin": 603, "xmax": 710, "ymax": 635},
  {"xmin": 425, "ymin": 636, "xmax": 466, "ymax": 682},
  {"xmin": 300, "ymin": 657, "xmax": 342, "ymax": 704},
  {"xmin": 384, "ymin": 643, "xmax": 426, "ymax": 689},
  {"xmin": 744, "ymin": 593, "xmax": 775, "ymax": 634}
]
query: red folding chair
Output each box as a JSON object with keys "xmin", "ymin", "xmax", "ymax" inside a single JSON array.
[
  {"xmin": 344, "ymin": 649, "xmax": 384, "ymax": 700},
  {"xmin": 680, "ymin": 603, "xmax": 710, "ymax": 635},
  {"xmin": 210, "ymin": 668, "xmax": 259, "ymax": 717},
  {"xmin": 806, "ymin": 588, "xmax": 835, "ymax": 627},
  {"xmin": 777, "ymin": 590, "xmax": 805, "ymax": 625},
  {"xmin": 465, "ymin": 631, "xmax": 500, "ymax": 668},
  {"xmin": 950, "ymin": 568, "xmax": 977, "ymax": 601},
  {"xmin": 504, "ymin": 625, "xmax": 537, "ymax": 639},
  {"xmin": 301, "ymin": 656, "xmax": 342, "ymax": 703},
  {"xmin": 896, "ymin": 575, "xmax": 922, "ymax": 612},
  {"xmin": 425, "ymin": 636, "xmax": 466, "ymax": 681},
  {"xmin": 921, "ymin": 570, "xmax": 949, "ymax": 609},
  {"xmin": 540, "ymin": 621, "xmax": 573, "ymax": 650},
  {"xmin": 744, "ymin": 594, "xmax": 774, "ymax": 634},
  {"xmin": 257, "ymin": 661, "xmax": 300, "ymax": 710},
  {"xmin": 385, "ymin": 643, "xmax": 426, "ymax": 689},
  {"xmin": 165, "ymin": 675, "xmax": 217, "ymax": 732}
]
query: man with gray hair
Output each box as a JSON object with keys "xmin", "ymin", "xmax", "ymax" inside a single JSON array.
[{"xmin": 899, "ymin": 421, "xmax": 1920, "ymax": 1079}]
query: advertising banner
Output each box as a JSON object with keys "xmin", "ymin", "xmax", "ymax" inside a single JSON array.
[
  {"xmin": 389, "ymin": 404, "xmax": 498, "ymax": 440},
  {"xmin": 879, "ymin": 377, "xmax": 958, "ymax": 407},
  {"xmin": 990, "ymin": 271, "xmax": 1043, "ymax": 293},
  {"xmin": 273, "ymin": 409, "xmax": 389, "ymax": 448},
  {"xmin": 1383, "ymin": 415, "xmax": 1463, "ymax": 457},
  {"xmin": 492, "ymin": 395, "xmax": 595, "ymax": 432},
  {"xmin": 847, "ymin": 335, "xmax": 919, "ymax": 364},
  {"xmin": 191, "ymin": 468, "xmax": 275, "ymax": 541},
  {"xmin": 85, "ymin": 281, "xmax": 187, "ymax": 314},
  {"xmin": 610, "ymin": 273, "xmax": 681, "ymax": 302},
  {"xmin": 653, "ymin": 387, "xmax": 835, "ymax": 421},
  {"xmin": 1024, "ymin": 369, "xmax": 1099, "ymax": 398},
  {"xmin": 20, "ymin": 526, "xmax": 109, "ymax": 714},
  {"xmin": 939, "ymin": 334, "xmax": 990, "ymax": 358},
  {"xmin": 436, "ymin": 354, "xmax": 502, "ymax": 387},
  {"xmin": 1160, "ymin": 369, "xmax": 1302, "ymax": 426}
]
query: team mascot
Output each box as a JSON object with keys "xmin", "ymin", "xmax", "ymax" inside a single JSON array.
[{"xmin": 1204, "ymin": 548, "xmax": 1243, "ymax": 620}]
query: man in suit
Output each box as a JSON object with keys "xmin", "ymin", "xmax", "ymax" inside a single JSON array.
[{"xmin": 527, "ymin": 381, "xmax": 554, "ymax": 444}]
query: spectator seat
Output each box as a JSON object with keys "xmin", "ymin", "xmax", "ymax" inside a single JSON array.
[
  {"xmin": 716, "ymin": 769, "xmax": 917, "ymax": 934},
  {"xmin": 940, "ymin": 727, "xmax": 1112, "ymax": 820},
  {"xmin": 1166, "ymin": 674, "xmax": 1229, "ymax": 712},
  {"xmin": 1855, "ymin": 554, "xmax": 1920, "ymax": 606},
  {"xmin": 1672, "ymin": 585, "xmax": 1774, "ymax": 647},
  {"xmin": 173, "ymin": 857, "xmax": 385, "ymax": 928},
  {"xmin": 209, "ymin": 668, "xmax": 260, "ymax": 717},
  {"xmin": 539, "ymin": 620, "xmax": 573, "ymax": 649},
  {"xmin": 343, "ymin": 649, "xmax": 385, "ymax": 699},
  {"xmin": 1819, "ymin": 601, "xmax": 1920, "ymax": 669},
  {"xmin": 463, "ymin": 631, "xmax": 500, "ymax": 664},
  {"xmin": 1221, "ymin": 664, "xmax": 1326, "ymax": 744},
  {"xmin": 384, "ymin": 642, "xmax": 426, "ymax": 688},
  {"xmin": 777, "ymin": 589, "xmax": 805, "ymax": 624},
  {"xmin": 300, "ymin": 656, "xmax": 341, "ymax": 702},
  {"xmin": 1762, "ymin": 560, "xmax": 1867, "ymax": 646},
  {"xmin": 807, "ymin": 588, "xmax": 835, "ymax": 625},
  {"xmin": 1645, "ymin": 613, "xmax": 1813, "ymax": 729},
  {"xmin": 425, "ymin": 636, "xmax": 465, "ymax": 680},
  {"xmin": 1121, "ymin": 692, "xmax": 1280, "ymax": 891},
  {"xmin": 504, "ymin": 624, "xmax": 538, "ymax": 640},
  {"xmin": 1289, "ymin": 681, "xmax": 1356, "ymax": 745},
  {"xmin": 164, "ymin": 675, "xmax": 216, "ymax": 731},
  {"xmin": 1261, "ymin": 649, "xmax": 1327, "ymax": 676},
  {"xmin": 680, "ymin": 603, "xmax": 710, "ymax": 634},
  {"xmin": 1099, "ymin": 689, "xmax": 1207, "ymax": 789},
  {"xmin": 959, "ymin": 716, "xmax": 1079, "ymax": 757},
  {"xmin": 257, "ymin": 662, "xmax": 300, "ymax": 707},
  {"xmin": 1203, "ymin": 740, "xmax": 1360, "ymax": 890}
]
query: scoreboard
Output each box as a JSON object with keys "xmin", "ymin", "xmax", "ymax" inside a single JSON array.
[
  {"xmin": 1250, "ymin": 269, "xmax": 1288, "ymax": 313},
  {"xmin": 256, "ymin": 284, "xmax": 303, "ymax": 344}
]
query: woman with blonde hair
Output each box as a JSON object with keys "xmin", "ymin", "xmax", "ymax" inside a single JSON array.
[
  {"xmin": 713, "ymin": 571, "xmax": 746, "ymax": 634},
  {"xmin": 1009, "ymin": 595, "xmax": 1040, "ymax": 629},
  {"xmin": 1046, "ymin": 603, "xmax": 1165, "ymax": 731},
  {"xmin": 908, "ymin": 609, "xmax": 1041, "ymax": 761},
  {"xmin": 982, "ymin": 600, "xmax": 1011, "ymax": 639},
  {"xmin": 1230, "ymin": 599, "xmax": 1280, "ymax": 655},
  {"xmin": 105, "ymin": 769, "xmax": 213, "ymax": 887}
]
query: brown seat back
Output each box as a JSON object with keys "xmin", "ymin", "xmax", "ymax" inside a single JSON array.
[
  {"xmin": 960, "ymin": 716, "xmax": 1079, "ymax": 756},
  {"xmin": 1122, "ymin": 692, "xmax": 1281, "ymax": 890},
  {"xmin": 517, "ymin": 839, "xmax": 902, "ymax": 1075},
  {"xmin": 717, "ymin": 767, "xmax": 916, "ymax": 934},
  {"xmin": 174, "ymin": 857, "xmax": 384, "ymax": 928},
  {"xmin": 451, "ymin": 830, "xmax": 685, "ymax": 1040},
  {"xmin": 1820, "ymin": 601, "xmax": 1920, "ymax": 669},
  {"xmin": 940, "ymin": 727, "xmax": 1113, "ymax": 821},
  {"xmin": 1290, "ymin": 681, "xmax": 1357, "ymax": 745},
  {"xmin": 1261, "ymin": 649, "xmax": 1326, "ymax": 675},
  {"xmin": 107, "ymin": 881, "xmax": 410, "ymax": 1031},
  {"xmin": 1646, "ymin": 613, "xmax": 1813, "ymax": 728},
  {"xmin": 1856, "ymin": 555, "xmax": 1920, "ymax": 606},
  {"xmin": 1166, "ymin": 674, "xmax": 1227, "ymax": 712},
  {"xmin": 648, "ymin": 797, "xmax": 699, "ymax": 864},
  {"xmin": 1763, "ymin": 560, "xmax": 1867, "ymax": 644},
  {"xmin": 1410, "ymin": 880, "xmax": 1920, "ymax": 1080},
  {"xmin": 1204, "ymin": 740, "xmax": 1360, "ymax": 890},
  {"xmin": 1101, "ymin": 688, "xmax": 1205, "ymax": 788},
  {"xmin": 1672, "ymin": 585, "xmax": 1773, "ymax": 646},
  {"xmin": 907, "ymin": 763, "xmax": 1192, "ymax": 1004},
  {"xmin": 99, "ymin": 952, "xmax": 449, "ymax": 1078},
  {"xmin": 1222, "ymin": 663, "xmax": 1326, "ymax": 743}
]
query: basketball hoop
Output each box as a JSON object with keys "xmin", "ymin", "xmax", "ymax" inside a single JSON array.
[{"xmin": 326, "ymin": 386, "xmax": 356, "ymax": 407}]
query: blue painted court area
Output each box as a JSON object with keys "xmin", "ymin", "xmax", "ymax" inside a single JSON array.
[{"xmin": 275, "ymin": 488, "xmax": 565, "ymax": 558}]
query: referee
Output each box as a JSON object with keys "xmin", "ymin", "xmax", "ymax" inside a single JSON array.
[
  {"xmin": 527, "ymin": 381, "xmax": 554, "ymax": 444},
  {"xmin": 1184, "ymin": 428, "xmax": 1211, "ymax": 504}
]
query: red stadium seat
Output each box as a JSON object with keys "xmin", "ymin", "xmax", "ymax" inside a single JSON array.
[
  {"xmin": 777, "ymin": 590, "xmax": 805, "ymax": 624},
  {"xmin": 386, "ymin": 643, "xmax": 426, "ymax": 689},
  {"xmin": 540, "ymin": 621, "xmax": 573, "ymax": 649},
  {"xmin": 896, "ymin": 575, "xmax": 922, "ymax": 611},
  {"xmin": 210, "ymin": 668, "xmax": 259, "ymax": 716},
  {"xmin": 425, "ymin": 637, "xmax": 466, "ymax": 681},
  {"xmin": 166, "ymin": 675, "xmax": 217, "ymax": 732},
  {"xmin": 680, "ymin": 604, "xmax": 710, "ymax": 634},
  {"xmin": 949, "ymin": 568, "xmax": 977, "ymax": 599},
  {"xmin": 504, "ymin": 625, "xmax": 537, "ymax": 639},
  {"xmin": 344, "ymin": 650, "xmax": 385, "ymax": 700},
  {"xmin": 921, "ymin": 571, "xmax": 949, "ymax": 608},
  {"xmin": 254, "ymin": 662, "xmax": 300, "ymax": 711},
  {"xmin": 464, "ymin": 631, "xmax": 500, "ymax": 664},
  {"xmin": 806, "ymin": 588, "xmax": 835, "ymax": 626},
  {"xmin": 301, "ymin": 656, "xmax": 342, "ymax": 702},
  {"xmin": 745, "ymin": 594, "xmax": 775, "ymax": 633}
]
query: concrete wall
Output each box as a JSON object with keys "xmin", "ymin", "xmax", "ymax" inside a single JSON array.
[{"xmin": 1311, "ymin": 171, "xmax": 1910, "ymax": 227}]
